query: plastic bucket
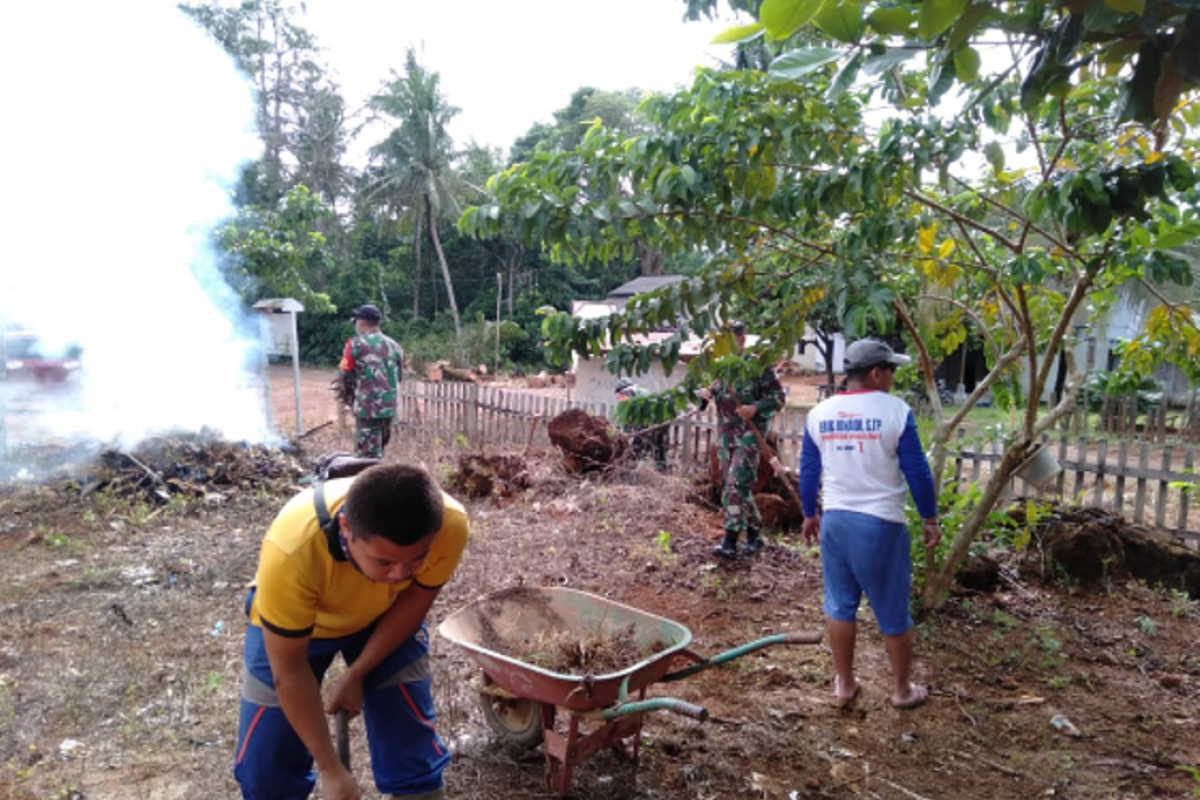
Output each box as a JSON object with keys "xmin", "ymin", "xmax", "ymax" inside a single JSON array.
[{"xmin": 1013, "ymin": 444, "xmax": 1061, "ymax": 488}]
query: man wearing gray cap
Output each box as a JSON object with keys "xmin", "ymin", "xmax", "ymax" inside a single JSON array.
[
  {"xmin": 339, "ymin": 304, "xmax": 404, "ymax": 458},
  {"xmin": 799, "ymin": 338, "xmax": 941, "ymax": 711}
]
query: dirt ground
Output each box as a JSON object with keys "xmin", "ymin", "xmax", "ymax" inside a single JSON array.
[{"xmin": 0, "ymin": 369, "xmax": 1198, "ymax": 800}]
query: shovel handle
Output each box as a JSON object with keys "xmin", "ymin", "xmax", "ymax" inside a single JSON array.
[{"xmin": 335, "ymin": 709, "xmax": 350, "ymax": 770}]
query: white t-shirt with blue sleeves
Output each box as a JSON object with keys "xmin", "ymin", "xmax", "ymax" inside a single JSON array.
[{"xmin": 799, "ymin": 390, "xmax": 937, "ymax": 524}]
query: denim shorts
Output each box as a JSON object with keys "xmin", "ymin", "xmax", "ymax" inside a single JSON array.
[{"xmin": 820, "ymin": 510, "xmax": 913, "ymax": 636}]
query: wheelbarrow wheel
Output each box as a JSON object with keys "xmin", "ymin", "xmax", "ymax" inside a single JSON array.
[{"xmin": 479, "ymin": 675, "xmax": 544, "ymax": 749}]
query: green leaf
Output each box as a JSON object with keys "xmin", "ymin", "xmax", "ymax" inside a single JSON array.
[
  {"xmin": 946, "ymin": 2, "xmax": 992, "ymax": 50},
  {"xmin": 867, "ymin": 6, "xmax": 915, "ymax": 36},
  {"xmin": 711, "ymin": 22, "xmax": 766, "ymax": 44},
  {"xmin": 760, "ymin": 0, "xmax": 827, "ymax": 41},
  {"xmin": 828, "ymin": 51, "xmax": 864, "ymax": 100},
  {"xmin": 769, "ymin": 47, "xmax": 843, "ymax": 78},
  {"xmin": 918, "ymin": 0, "xmax": 969, "ymax": 41},
  {"xmin": 1156, "ymin": 220, "xmax": 1200, "ymax": 249},
  {"xmin": 984, "ymin": 141, "xmax": 1006, "ymax": 173},
  {"xmin": 862, "ymin": 46, "xmax": 919, "ymax": 76},
  {"xmin": 1104, "ymin": 0, "xmax": 1145, "ymax": 14},
  {"xmin": 954, "ymin": 45, "xmax": 982, "ymax": 82},
  {"xmin": 815, "ymin": 1, "xmax": 863, "ymax": 43}
]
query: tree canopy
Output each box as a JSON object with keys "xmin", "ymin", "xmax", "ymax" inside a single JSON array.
[{"xmin": 462, "ymin": 0, "xmax": 1200, "ymax": 606}]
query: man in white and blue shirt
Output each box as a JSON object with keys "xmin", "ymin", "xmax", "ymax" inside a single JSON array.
[{"xmin": 799, "ymin": 339, "xmax": 942, "ymax": 710}]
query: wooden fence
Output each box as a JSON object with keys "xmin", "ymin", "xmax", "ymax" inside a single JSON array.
[{"xmin": 398, "ymin": 382, "xmax": 1199, "ymax": 546}]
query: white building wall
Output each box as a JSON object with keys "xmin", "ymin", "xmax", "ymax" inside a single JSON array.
[{"xmin": 574, "ymin": 357, "xmax": 688, "ymax": 407}]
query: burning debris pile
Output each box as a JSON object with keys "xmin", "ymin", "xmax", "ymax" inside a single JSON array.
[
  {"xmin": 0, "ymin": 432, "xmax": 309, "ymax": 505},
  {"xmin": 83, "ymin": 434, "xmax": 306, "ymax": 504}
]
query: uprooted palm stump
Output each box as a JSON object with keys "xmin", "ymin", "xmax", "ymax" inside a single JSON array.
[
  {"xmin": 547, "ymin": 409, "xmax": 626, "ymax": 473},
  {"xmin": 454, "ymin": 453, "xmax": 530, "ymax": 499},
  {"xmin": 1014, "ymin": 505, "xmax": 1200, "ymax": 598}
]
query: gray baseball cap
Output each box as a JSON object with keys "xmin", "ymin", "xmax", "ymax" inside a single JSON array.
[{"xmin": 843, "ymin": 339, "xmax": 911, "ymax": 371}]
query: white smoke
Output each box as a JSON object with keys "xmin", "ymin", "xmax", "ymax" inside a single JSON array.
[{"xmin": 0, "ymin": 2, "xmax": 269, "ymax": 454}]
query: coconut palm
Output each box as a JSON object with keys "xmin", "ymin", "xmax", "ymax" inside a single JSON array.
[{"xmin": 365, "ymin": 47, "xmax": 462, "ymax": 339}]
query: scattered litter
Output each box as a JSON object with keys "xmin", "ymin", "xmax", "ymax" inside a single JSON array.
[
  {"xmin": 1050, "ymin": 714, "xmax": 1081, "ymax": 737},
  {"xmin": 211, "ymin": 620, "xmax": 226, "ymax": 637},
  {"xmin": 121, "ymin": 565, "xmax": 158, "ymax": 587},
  {"xmin": 58, "ymin": 739, "xmax": 84, "ymax": 759}
]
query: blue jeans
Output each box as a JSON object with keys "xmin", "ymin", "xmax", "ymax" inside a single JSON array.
[{"xmin": 234, "ymin": 594, "xmax": 448, "ymax": 799}]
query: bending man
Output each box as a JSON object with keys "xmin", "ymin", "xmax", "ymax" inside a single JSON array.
[{"xmin": 234, "ymin": 463, "xmax": 467, "ymax": 800}]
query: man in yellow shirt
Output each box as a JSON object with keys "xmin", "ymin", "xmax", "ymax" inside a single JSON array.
[{"xmin": 234, "ymin": 464, "xmax": 469, "ymax": 800}]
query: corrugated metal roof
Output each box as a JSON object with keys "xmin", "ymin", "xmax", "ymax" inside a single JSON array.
[{"xmin": 606, "ymin": 275, "xmax": 688, "ymax": 300}]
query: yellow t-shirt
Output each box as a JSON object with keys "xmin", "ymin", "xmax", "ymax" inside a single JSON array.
[{"xmin": 249, "ymin": 478, "xmax": 469, "ymax": 639}]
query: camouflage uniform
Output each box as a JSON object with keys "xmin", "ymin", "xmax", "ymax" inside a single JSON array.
[
  {"xmin": 339, "ymin": 332, "xmax": 403, "ymax": 459},
  {"xmin": 712, "ymin": 368, "xmax": 785, "ymax": 554}
]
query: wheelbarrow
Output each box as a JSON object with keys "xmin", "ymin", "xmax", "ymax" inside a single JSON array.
[{"xmin": 438, "ymin": 586, "xmax": 822, "ymax": 794}]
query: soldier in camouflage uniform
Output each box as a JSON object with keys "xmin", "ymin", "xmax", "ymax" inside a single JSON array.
[
  {"xmin": 699, "ymin": 322, "xmax": 785, "ymax": 559},
  {"xmin": 339, "ymin": 304, "xmax": 404, "ymax": 459}
]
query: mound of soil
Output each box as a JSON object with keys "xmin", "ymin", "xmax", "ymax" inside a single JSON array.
[
  {"xmin": 1018, "ymin": 505, "xmax": 1200, "ymax": 597},
  {"xmin": 454, "ymin": 453, "xmax": 530, "ymax": 499},
  {"xmin": 547, "ymin": 409, "xmax": 626, "ymax": 473}
]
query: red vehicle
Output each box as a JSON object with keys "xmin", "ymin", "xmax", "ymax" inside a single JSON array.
[{"xmin": 3, "ymin": 332, "xmax": 83, "ymax": 385}]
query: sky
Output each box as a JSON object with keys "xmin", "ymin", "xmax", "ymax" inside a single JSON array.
[{"xmin": 299, "ymin": 0, "xmax": 735, "ymax": 156}]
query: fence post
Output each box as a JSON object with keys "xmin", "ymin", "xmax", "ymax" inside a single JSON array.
[{"xmin": 466, "ymin": 382, "xmax": 479, "ymax": 445}]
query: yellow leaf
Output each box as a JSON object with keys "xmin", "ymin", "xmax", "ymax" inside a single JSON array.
[
  {"xmin": 937, "ymin": 239, "xmax": 956, "ymax": 259},
  {"xmin": 918, "ymin": 223, "xmax": 939, "ymax": 254},
  {"xmin": 1145, "ymin": 151, "xmax": 1163, "ymax": 164}
]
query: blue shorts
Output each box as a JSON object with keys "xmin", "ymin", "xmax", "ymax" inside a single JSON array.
[
  {"xmin": 820, "ymin": 510, "xmax": 913, "ymax": 636},
  {"xmin": 234, "ymin": 591, "xmax": 449, "ymax": 800}
]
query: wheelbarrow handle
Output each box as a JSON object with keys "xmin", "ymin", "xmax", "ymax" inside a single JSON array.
[
  {"xmin": 659, "ymin": 631, "xmax": 823, "ymax": 683},
  {"xmin": 578, "ymin": 696, "xmax": 709, "ymax": 722},
  {"xmin": 334, "ymin": 709, "xmax": 351, "ymax": 770}
]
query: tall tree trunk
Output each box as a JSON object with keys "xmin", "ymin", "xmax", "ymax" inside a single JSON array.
[
  {"xmin": 636, "ymin": 240, "xmax": 663, "ymax": 276},
  {"xmin": 412, "ymin": 209, "xmax": 423, "ymax": 319},
  {"xmin": 428, "ymin": 199, "xmax": 461, "ymax": 341},
  {"xmin": 507, "ymin": 245, "xmax": 520, "ymax": 316}
]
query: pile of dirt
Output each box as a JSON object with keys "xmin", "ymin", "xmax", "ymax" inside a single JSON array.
[
  {"xmin": 1016, "ymin": 504, "xmax": 1200, "ymax": 597},
  {"xmin": 453, "ymin": 453, "xmax": 530, "ymax": 499},
  {"xmin": 547, "ymin": 409, "xmax": 626, "ymax": 473}
]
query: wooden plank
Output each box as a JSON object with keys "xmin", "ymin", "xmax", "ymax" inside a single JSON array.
[
  {"xmin": 1092, "ymin": 439, "xmax": 1108, "ymax": 507},
  {"xmin": 1155, "ymin": 445, "xmax": 1174, "ymax": 528},
  {"xmin": 1072, "ymin": 437, "xmax": 1088, "ymax": 500},
  {"xmin": 1178, "ymin": 446, "xmax": 1194, "ymax": 535},
  {"xmin": 1053, "ymin": 436, "xmax": 1068, "ymax": 500},
  {"xmin": 953, "ymin": 428, "xmax": 965, "ymax": 491},
  {"xmin": 1134, "ymin": 442, "xmax": 1150, "ymax": 524},
  {"xmin": 466, "ymin": 383, "xmax": 479, "ymax": 444},
  {"xmin": 1113, "ymin": 439, "xmax": 1128, "ymax": 515}
]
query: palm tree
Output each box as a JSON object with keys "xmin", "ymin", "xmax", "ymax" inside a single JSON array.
[{"xmin": 365, "ymin": 47, "xmax": 462, "ymax": 340}]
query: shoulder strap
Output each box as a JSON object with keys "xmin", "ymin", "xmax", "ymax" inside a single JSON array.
[{"xmin": 314, "ymin": 481, "xmax": 348, "ymax": 562}]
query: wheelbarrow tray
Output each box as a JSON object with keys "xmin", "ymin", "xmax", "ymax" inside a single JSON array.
[{"xmin": 438, "ymin": 587, "xmax": 693, "ymax": 713}]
